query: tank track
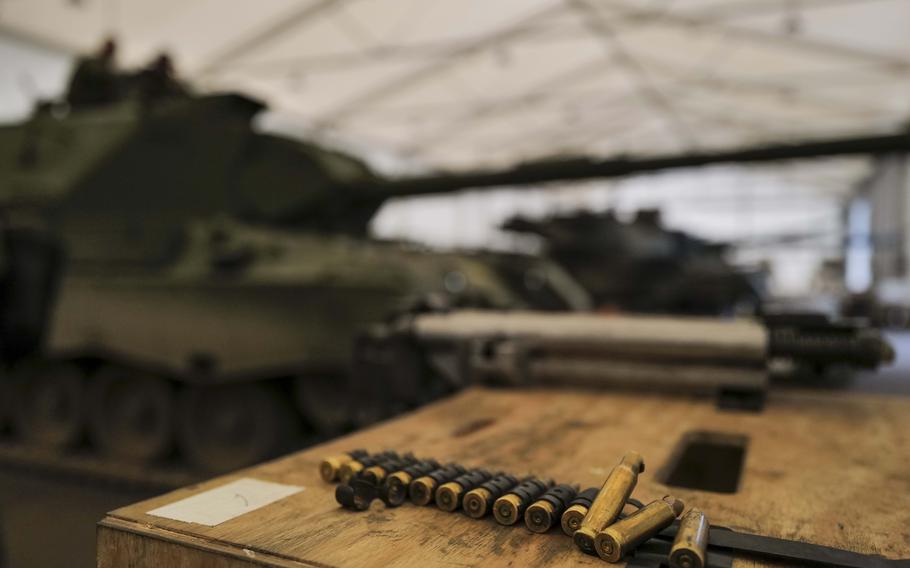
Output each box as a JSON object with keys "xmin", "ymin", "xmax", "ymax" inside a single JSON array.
[{"xmin": 0, "ymin": 351, "xmax": 445, "ymax": 480}]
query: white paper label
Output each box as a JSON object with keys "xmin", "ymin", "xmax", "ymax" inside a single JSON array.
[{"xmin": 146, "ymin": 477, "xmax": 303, "ymax": 526}]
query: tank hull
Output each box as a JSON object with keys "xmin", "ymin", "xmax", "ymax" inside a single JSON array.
[{"xmin": 48, "ymin": 274, "xmax": 396, "ymax": 380}]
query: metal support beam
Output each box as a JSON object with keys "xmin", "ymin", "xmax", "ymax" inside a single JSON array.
[
  {"xmin": 570, "ymin": 0, "xmax": 698, "ymax": 150},
  {"xmin": 317, "ymin": 1, "xmax": 569, "ymax": 126},
  {"xmin": 222, "ymin": 0, "xmax": 888, "ymax": 73},
  {"xmin": 632, "ymin": 52, "xmax": 888, "ymax": 118},
  {"xmin": 451, "ymin": 95, "xmax": 666, "ymax": 161},
  {"xmin": 222, "ymin": 23, "xmax": 577, "ymax": 73},
  {"xmin": 617, "ymin": 1, "xmax": 910, "ymax": 72},
  {"xmin": 397, "ymin": 54, "xmax": 622, "ymax": 154},
  {"xmin": 688, "ymin": 0, "xmax": 892, "ymax": 22},
  {"xmin": 195, "ymin": 0, "xmax": 349, "ymax": 76}
]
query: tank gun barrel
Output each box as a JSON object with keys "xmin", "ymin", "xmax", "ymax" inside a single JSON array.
[
  {"xmin": 366, "ymin": 130, "xmax": 910, "ymax": 197},
  {"xmin": 354, "ymin": 310, "xmax": 894, "ymax": 410}
]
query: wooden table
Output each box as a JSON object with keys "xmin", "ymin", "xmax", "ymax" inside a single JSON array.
[{"xmin": 97, "ymin": 386, "xmax": 910, "ymax": 567}]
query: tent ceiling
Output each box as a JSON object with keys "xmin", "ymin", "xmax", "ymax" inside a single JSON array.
[{"xmin": 2, "ymin": 0, "xmax": 909, "ymax": 173}]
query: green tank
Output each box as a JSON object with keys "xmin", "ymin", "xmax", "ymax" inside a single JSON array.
[
  {"xmin": 502, "ymin": 209, "xmax": 763, "ymax": 315},
  {"xmin": 0, "ymin": 64, "xmax": 589, "ymax": 473}
]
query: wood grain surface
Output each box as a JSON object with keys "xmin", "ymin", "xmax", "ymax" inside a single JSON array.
[{"xmin": 98, "ymin": 386, "xmax": 910, "ymax": 567}]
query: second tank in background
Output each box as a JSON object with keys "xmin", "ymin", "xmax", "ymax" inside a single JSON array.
[{"xmin": 503, "ymin": 209, "xmax": 764, "ymax": 316}]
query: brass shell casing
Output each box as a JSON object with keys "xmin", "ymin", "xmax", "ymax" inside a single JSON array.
[
  {"xmin": 561, "ymin": 504, "xmax": 589, "ymax": 536},
  {"xmin": 409, "ymin": 476, "xmax": 439, "ymax": 506},
  {"xmin": 339, "ymin": 460, "xmax": 365, "ymax": 483},
  {"xmin": 493, "ymin": 494, "xmax": 523, "ymax": 525},
  {"xmin": 436, "ymin": 482, "xmax": 466, "ymax": 512},
  {"xmin": 669, "ymin": 509, "xmax": 709, "ymax": 568},
  {"xmin": 594, "ymin": 496, "xmax": 684, "ymax": 563},
  {"xmin": 319, "ymin": 454, "xmax": 354, "ymax": 483},
  {"xmin": 362, "ymin": 465, "xmax": 389, "ymax": 484},
  {"xmin": 384, "ymin": 471, "xmax": 414, "ymax": 506},
  {"xmin": 574, "ymin": 451, "xmax": 645, "ymax": 555},
  {"xmin": 387, "ymin": 471, "xmax": 413, "ymax": 489},
  {"xmin": 525, "ymin": 500, "xmax": 556, "ymax": 533},
  {"xmin": 463, "ymin": 487, "xmax": 493, "ymax": 518}
]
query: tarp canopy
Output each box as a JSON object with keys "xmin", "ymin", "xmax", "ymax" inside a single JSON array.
[
  {"xmin": 3, "ymin": 0, "xmax": 909, "ymax": 171},
  {"xmin": 2, "ymin": 0, "xmax": 909, "ymax": 294}
]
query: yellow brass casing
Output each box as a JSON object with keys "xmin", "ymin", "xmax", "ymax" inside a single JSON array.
[
  {"xmin": 463, "ymin": 487, "xmax": 493, "ymax": 519},
  {"xmin": 339, "ymin": 460, "xmax": 365, "ymax": 483},
  {"xmin": 493, "ymin": 494, "xmax": 523, "ymax": 525},
  {"xmin": 561, "ymin": 503, "xmax": 589, "ymax": 536},
  {"xmin": 384, "ymin": 471, "xmax": 414, "ymax": 506},
  {"xmin": 524, "ymin": 500, "xmax": 556, "ymax": 533},
  {"xmin": 387, "ymin": 471, "xmax": 413, "ymax": 489},
  {"xmin": 362, "ymin": 465, "xmax": 389, "ymax": 484},
  {"xmin": 594, "ymin": 496, "xmax": 684, "ymax": 562},
  {"xmin": 319, "ymin": 454, "xmax": 354, "ymax": 483},
  {"xmin": 410, "ymin": 476, "xmax": 439, "ymax": 506},
  {"xmin": 573, "ymin": 451, "xmax": 645, "ymax": 555},
  {"xmin": 436, "ymin": 481, "xmax": 465, "ymax": 511},
  {"xmin": 669, "ymin": 509, "xmax": 709, "ymax": 568}
]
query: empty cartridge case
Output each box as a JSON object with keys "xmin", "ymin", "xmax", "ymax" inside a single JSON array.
[
  {"xmin": 437, "ymin": 469, "xmax": 494, "ymax": 512},
  {"xmin": 669, "ymin": 509, "xmax": 709, "ymax": 568},
  {"xmin": 525, "ymin": 484, "xmax": 579, "ymax": 533},
  {"xmin": 493, "ymin": 478, "xmax": 553, "ymax": 525},
  {"xmin": 561, "ymin": 487, "xmax": 599, "ymax": 536},
  {"xmin": 320, "ymin": 449, "xmax": 368, "ymax": 483},
  {"xmin": 463, "ymin": 474, "xmax": 520, "ymax": 519},
  {"xmin": 594, "ymin": 495, "xmax": 684, "ymax": 562},
  {"xmin": 339, "ymin": 450, "xmax": 398, "ymax": 483},
  {"xmin": 382, "ymin": 459, "xmax": 441, "ymax": 507},
  {"xmin": 574, "ymin": 451, "xmax": 645, "ymax": 555},
  {"xmin": 410, "ymin": 464, "xmax": 467, "ymax": 506}
]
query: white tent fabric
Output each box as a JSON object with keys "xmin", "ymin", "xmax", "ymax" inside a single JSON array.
[
  {"xmin": 2, "ymin": 0, "xmax": 910, "ymax": 170},
  {"xmin": 2, "ymin": 0, "xmax": 909, "ymax": 294}
]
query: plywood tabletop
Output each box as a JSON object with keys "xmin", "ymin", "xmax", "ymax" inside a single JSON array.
[{"xmin": 98, "ymin": 386, "xmax": 910, "ymax": 567}]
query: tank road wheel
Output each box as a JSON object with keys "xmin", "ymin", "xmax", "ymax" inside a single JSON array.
[
  {"xmin": 87, "ymin": 368, "xmax": 175, "ymax": 463},
  {"xmin": 293, "ymin": 374, "xmax": 354, "ymax": 436},
  {"xmin": 11, "ymin": 362, "xmax": 86, "ymax": 448},
  {"xmin": 0, "ymin": 373, "xmax": 10, "ymax": 432},
  {"xmin": 177, "ymin": 383, "xmax": 296, "ymax": 473}
]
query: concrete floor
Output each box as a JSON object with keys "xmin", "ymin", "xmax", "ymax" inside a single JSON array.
[
  {"xmin": 0, "ymin": 332, "xmax": 908, "ymax": 568},
  {"xmin": 0, "ymin": 470, "xmax": 154, "ymax": 568},
  {"xmin": 851, "ymin": 331, "xmax": 910, "ymax": 395}
]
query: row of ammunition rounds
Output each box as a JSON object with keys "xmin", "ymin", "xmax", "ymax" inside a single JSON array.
[
  {"xmin": 319, "ymin": 449, "xmax": 368, "ymax": 482},
  {"xmin": 340, "ymin": 450, "xmax": 404, "ymax": 483},
  {"xmin": 332, "ymin": 451, "xmax": 422, "ymax": 511},
  {"xmin": 320, "ymin": 450, "xmax": 710, "ymax": 566},
  {"xmin": 525, "ymin": 484, "xmax": 579, "ymax": 533},
  {"xmin": 410, "ymin": 463, "xmax": 466, "ymax": 505},
  {"xmin": 382, "ymin": 459, "xmax": 441, "ymax": 506},
  {"xmin": 493, "ymin": 477, "xmax": 553, "ymax": 525},
  {"xmin": 437, "ymin": 469, "xmax": 494, "ymax": 511},
  {"xmin": 462, "ymin": 474, "xmax": 518, "ymax": 518}
]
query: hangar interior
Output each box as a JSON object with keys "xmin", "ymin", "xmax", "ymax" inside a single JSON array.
[{"xmin": 0, "ymin": 1, "xmax": 909, "ymax": 567}]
